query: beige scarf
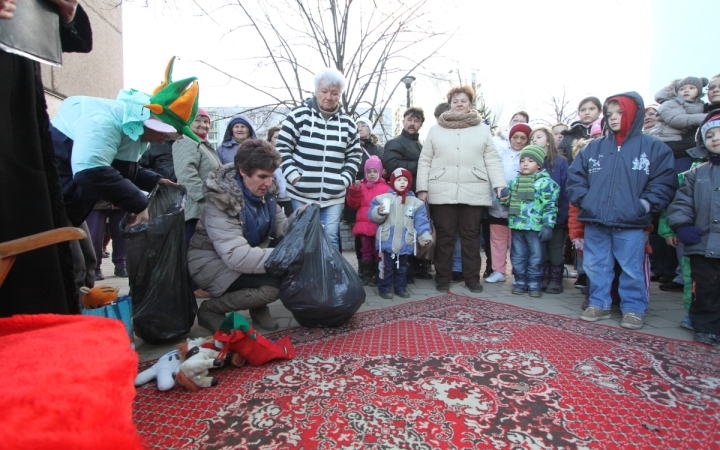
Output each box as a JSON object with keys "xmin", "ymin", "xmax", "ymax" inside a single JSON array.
[{"xmin": 437, "ymin": 110, "xmax": 483, "ymax": 129}]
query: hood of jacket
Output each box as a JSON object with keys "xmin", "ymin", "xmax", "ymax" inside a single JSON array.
[
  {"xmin": 603, "ymin": 91, "xmax": 645, "ymax": 146},
  {"xmin": 654, "ymin": 84, "xmax": 676, "ymax": 104},
  {"xmin": 302, "ymin": 96, "xmax": 343, "ymax": 119},
  {"xmin": 689, "ymin": 110, "xmax": 720, "ymax": 159},
  {"xmin": 203, "ymin": 164, "xmax": 276, "ymax": 217},
  {"xmin": 221, "ymin": 114, "xmax": 256, "ymax": 145}
]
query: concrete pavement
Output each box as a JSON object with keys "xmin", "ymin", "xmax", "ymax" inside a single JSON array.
[{"xmin": 95, "ymin": 250, "xmax": 693, "ymax": 363}]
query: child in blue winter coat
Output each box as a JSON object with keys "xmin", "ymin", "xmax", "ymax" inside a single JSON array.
[
  {"xmin": 369, "ymin": 168, "xmax": 433, "ymax": 299},
  {"xmin": 567, "ymin": 92, "xmax": 677, "ymax": 331}
]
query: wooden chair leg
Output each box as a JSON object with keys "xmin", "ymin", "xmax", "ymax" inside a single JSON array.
[{"xmin": 0, "ymin": 255, "xmax": 16, "ymax": 287}]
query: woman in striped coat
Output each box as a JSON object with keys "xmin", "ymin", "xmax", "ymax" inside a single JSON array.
[{"xmin": 274, "ymin": 68, "xmax": 362, "ymax": 250}]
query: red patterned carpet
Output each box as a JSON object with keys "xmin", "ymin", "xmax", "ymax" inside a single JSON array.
[{"xmin": 133, "ymin": 294, "xmax": 720, "ymax": 449}]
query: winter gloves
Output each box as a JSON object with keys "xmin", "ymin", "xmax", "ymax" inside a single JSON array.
[
  {"xmin": 676, "ymin": 226, "xmax": 703, "ymax": 245},
  {"xmin": 539, "ymin": 226, "xmax": 553, "ymax": 242}
]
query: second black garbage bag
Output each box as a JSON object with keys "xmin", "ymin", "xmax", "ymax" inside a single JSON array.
[
  {"xmin": 264, "ymin": 204, "xmax": 365, "ymax": 327},
  {"xmin": 122, "ymin": 184, "xmax": 197, "ymax": 343}
]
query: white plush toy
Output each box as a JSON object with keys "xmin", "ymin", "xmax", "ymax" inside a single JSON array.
[
  {"xmin": 134, "ymin": 337, "xmax": 210, "ymax": 391},
  {"xmin": 175, "ymin": 337, "xmax": 222, "ymax": 391}
]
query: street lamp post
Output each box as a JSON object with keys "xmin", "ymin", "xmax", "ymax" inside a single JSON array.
[{"xmin": 401, "ymin": 75, "xmax": 416, "ymax": 108}]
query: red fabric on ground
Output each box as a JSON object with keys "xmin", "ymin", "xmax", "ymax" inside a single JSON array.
[
  {"xmin": 133, "ymin": 295, "xmax": 720, "ymax": 448},
  {"xmin": 0, "ymin": 314, "xmax": 143, "ymax": 450}
]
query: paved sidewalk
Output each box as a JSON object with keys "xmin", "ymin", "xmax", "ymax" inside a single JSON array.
[{"xmin": 96, "ymin": 251, "xmax": 693, "ymax": 363}]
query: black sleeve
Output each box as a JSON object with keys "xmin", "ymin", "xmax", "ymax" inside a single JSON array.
[
  {"xmin": 382, "ymin": 141, "xmax": 417, "ymax": 175},
  {"xmin": 664, "ymin": 128, "xmax": 697, "ymax": 159},
  {"xmin": 134, "ymin": 167, "xmax": 163, "ymax": 192},
  {"xmin": 74, "ymin": 166, "xmax": 150, "ymax": 214},
  {"xmin": 59, "ymin": 4, "xmax": 92, "ymax": 53}
]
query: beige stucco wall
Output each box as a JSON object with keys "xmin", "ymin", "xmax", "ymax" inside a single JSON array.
[{"xmin": 43, "ymin": 0, "xmax": 123, "ymax": 118}]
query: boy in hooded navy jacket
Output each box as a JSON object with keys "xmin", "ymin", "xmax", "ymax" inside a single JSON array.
[
  {"xmin": 369, "ymin": 168, "xmax": 433, "ymax": 299},
  {"xmin": 567, "ymin": 92, "xmax": 677, "ymax": 330}
]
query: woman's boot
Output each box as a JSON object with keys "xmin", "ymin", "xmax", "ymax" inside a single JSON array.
[
  {"xmin": 545, "ymin": 264, "xmax": 565, "ymax": 294},
  {"xmin": 197, "ymin": 286, "xmax": 280, "ymax": 332}
]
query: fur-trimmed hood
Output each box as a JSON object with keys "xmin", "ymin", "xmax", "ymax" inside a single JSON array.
[{"xmin": 203, "ymin": 164, "xmax": 277, "ymax": 217}]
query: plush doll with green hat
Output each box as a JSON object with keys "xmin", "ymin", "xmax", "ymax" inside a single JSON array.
[{"xmin": 213, "ymin": 312, "xmax": 295, "ymax": 367}]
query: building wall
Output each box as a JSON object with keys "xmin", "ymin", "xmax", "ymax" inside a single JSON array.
[{"xmin": 42, "ymin": 0, "xmax": 124, "ymax": 118}]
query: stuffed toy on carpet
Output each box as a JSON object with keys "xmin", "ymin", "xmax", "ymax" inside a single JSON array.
[{"xmin": 0, "ymin": 314, "xmax": 143, "ymax": 450}]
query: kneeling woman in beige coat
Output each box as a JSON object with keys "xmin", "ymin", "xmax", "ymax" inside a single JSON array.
[
  {"xmin": 416, "ymin": 86, "xmax": 507, "ymax": 293},
  {"xmin": 188, "ymin": 139, "xmax": 305, "ymax": 332}
]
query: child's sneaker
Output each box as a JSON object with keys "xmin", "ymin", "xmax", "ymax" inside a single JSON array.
[
  {"xmin": 395, "ymin": 290, "xmax": 410, "ymax": 298},
  {"xmin": 694, "ymin": 333, "xmax": 720, "ymax": 347},
  {"xmin": 512, "ymin": 285, "xmax": 527, "ymax": 295},
  {"xmin": 528, "ymin": 289, "xmax": 542, "ymax": 298},
  {"xmin": 485, "ymin": 272, "xmax": 506, "ymax": 283},
  {"xmin": 680, "ymin": 315, "xmax": 693, "ymax": 331},
  {"xmin": 379, "ymin": 292, "xmax": 393, "ymax": 300},
  {"xmin": 620, "ymin": 312, "xmax": 643, "ymax": 330},
  {"xmin": 580, "ymin": 307, "xmax": 611, "ymax": 322}
]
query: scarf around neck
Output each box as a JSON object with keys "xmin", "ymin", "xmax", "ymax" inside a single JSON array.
[
  {"xmin": 508, "ymin": 173, "xmax": 538, "ymax": 216},
  {"xmin": 437, "ymin": 110, "xmax": 483, "ymax": 129},
  {"xmin": 708, "ymin": 153, "xmax": 720, "ymax": 165},
  {"xmin": 234, "ymin": 173, "xmax": 275, "ymax": 247}
]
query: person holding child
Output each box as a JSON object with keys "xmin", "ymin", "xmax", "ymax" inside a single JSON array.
[
  {"xmin": 667, "ymin": 111, "xmax": 720, "ymax": 347},
  {"xmin": 651, "ymin": 76, "xmax": 709, "ymax": 174},
  {"xmin": 567, "ymin": 92, "xmax": 676, "ymax": 330},
  {"xmin": 347, "ymin": 156, "xmax": 391, "ymax": 286},
  {"xmin": 499, "ymin": 145, "xmax": 559, "ymax": 297},
  {"xmin": 369, "ymin": 168, "xmax": 433, "ymax": 299}
]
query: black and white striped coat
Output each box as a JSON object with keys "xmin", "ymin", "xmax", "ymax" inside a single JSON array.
[{"xmin": 275, "ymin": 97, "xmax": 362, "ymax": 207}]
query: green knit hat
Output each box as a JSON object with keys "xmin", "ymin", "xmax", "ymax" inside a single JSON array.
[{"xmin": 520, "ymin": 145, "xmax": 546, "ymax": 166}]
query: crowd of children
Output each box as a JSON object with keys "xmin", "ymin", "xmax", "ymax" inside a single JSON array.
[{"xmin": 348, "ymin": 74, "xmax": 719, "ymax": 347}]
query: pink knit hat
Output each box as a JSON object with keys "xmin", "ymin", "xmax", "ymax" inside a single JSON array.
[
  {"xmin": 364, "ymin": 156, "xmax": 383, "ymax": 186},
  {"xmin": 196, "ymin": 108, "xmax": 211, "ymax": 120}
]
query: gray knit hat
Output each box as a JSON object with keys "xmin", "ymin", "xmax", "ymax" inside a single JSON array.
[{"xmin": 675, "ymin": 76, "xmax": 709, "ymax": 93}]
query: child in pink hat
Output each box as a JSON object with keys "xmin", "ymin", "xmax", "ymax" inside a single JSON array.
[{"xmin": 346, "ymin": 156, "xmax": 391, "ymax": 285}]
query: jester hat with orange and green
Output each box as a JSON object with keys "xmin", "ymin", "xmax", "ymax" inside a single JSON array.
[{"xmin": 145, "ymin": 56, "xmax": 201, "ymax": 143}]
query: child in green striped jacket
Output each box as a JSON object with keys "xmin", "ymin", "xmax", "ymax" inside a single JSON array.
[{"xmin": 500, "ymin": 145, "xmax": 559, "ymax": 297}]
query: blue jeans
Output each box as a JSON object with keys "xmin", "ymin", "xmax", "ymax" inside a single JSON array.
[
  {"xmin": 452, "ymin": 232, "xmax": 462, "ymax": 272},
  {"xmin": 511, "ymin": 230, "xmax": 544, "ymax": 290},
  {"xmin": 291, "ymin": 200, "xmax": 343, "ymax": 250},
  {"xmin": 378, "ymin": 252, "xmax": 408, "ymax": 294},
  {"xmin": 584, "ymin": 224, "xmax": 648, "ymax": 316},
  {"xmin": 452, "ymin": 231, "xmax": 485, "ymax": 272}
]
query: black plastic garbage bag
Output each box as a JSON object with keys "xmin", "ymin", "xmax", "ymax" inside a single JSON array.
[
  {"xmin": 122, "ymin": 184, "xmax": 197, "ymax": 343},
  {"xmin": 264, "ymin": 204, "xmax": 365, "ymax": 327}
]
